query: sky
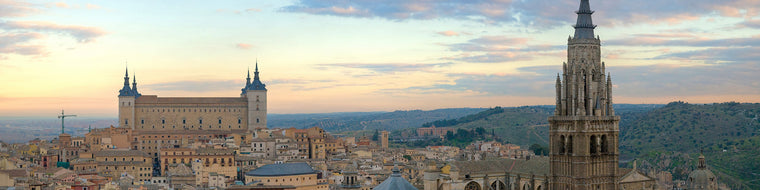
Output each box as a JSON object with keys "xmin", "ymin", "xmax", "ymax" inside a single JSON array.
[{"xmin": 0, "ymin": 0, "xmax": 759, "ymax": 117}]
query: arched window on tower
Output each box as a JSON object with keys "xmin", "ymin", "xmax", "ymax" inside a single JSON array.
[
  {"xmin": 590, "ymin": 135, "xmax": 598, "ymax": 155},
  {"xmin": 601, "ymin": 135, "xmax": 608, "ymax": 153},
  {"xmin": 568, "ymin": 135, "xmax": 573, "ymax": 154},
  {"xmin": 559, "ymin": 135, "xmax": 566, "ymax": 154}
]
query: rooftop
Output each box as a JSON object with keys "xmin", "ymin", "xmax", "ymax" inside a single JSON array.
[
  {"xmin": 94, "ymin": 149, "xmax": 150, "ymax": 157},
  {"xmin": 245, "ymin": 162, "xmax": 317, "ymax": 177}
]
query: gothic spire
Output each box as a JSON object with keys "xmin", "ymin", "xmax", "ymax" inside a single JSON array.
[
  {"xmin": 119, "ymin": 66, "xmax": 134, "ymax": 96},
  {"xmin": 573, "ymin": 0, "xmax": 596, "ymax": 39},
  {"xmin": 241, "ymin": 61, "xmax": 267, "ymax": 95},
  {"xmin": 132, "ymin": 72, "xmax": 137, "ymax": 90},
  {"xmin": 123, "ymin": 67, "xmax": 130, "ymax": 87},
  {"xmin": 246, "ymin": 67, "xmax": 251, "ymax": 86},
  {"xmin": 254, "ymin": 60, "xmax": 260, "ymax": 81}
]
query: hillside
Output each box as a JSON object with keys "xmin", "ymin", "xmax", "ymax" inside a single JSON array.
[
  {"xmin": 399, "ymin": 104, "xmax": 661, "ymax": 147},
  {"xmin": 268, "ymin": 108, "xmax": 486, "ymax": 132},
  {"xmin": 620, "ymin": 102, "xmax": 760, "ymax": 189}
]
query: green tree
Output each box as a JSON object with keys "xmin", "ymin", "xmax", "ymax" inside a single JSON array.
[
  {"xmin": 372, "ymin": 129, "xmax": 379, "ymax": 141},
  {"xmin": 529, "ymin": 143, "xmax": 549, "ymax": 156}
]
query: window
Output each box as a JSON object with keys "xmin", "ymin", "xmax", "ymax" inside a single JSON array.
[
  {"xmin": 257, "ymin": 118, "xmax": 260, "ymax": 123},
  {"xmin": 200, "ymin": 119, "xmax": 203, "ymax": 124},
  {"xmin": 183, "ymin": 119, "xmax": 186, "ymax": 124},
  {"xmin": 162, "ymin": 119, "xmax": 165, "ymax": 124},
  {"xmin": 125, "ymin": 119, "xmax": 128, "ymax": 125},
  {"xmin": 590, "ymin": 135, "xmax": 598, "ymax": 154},
  {"xmin": 238, "ymin": 119, "xmax": 241, "ymax": 124},
  {"xmin": 141, "ymin": 120, "xmax": 144, "ymax": 124},
  {"xmin": 218, "ymin": 119, "xmax": 222, "ymax": 124}
]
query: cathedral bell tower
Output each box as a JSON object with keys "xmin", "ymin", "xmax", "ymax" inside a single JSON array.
[{"xmin": 549, "ymin": 0, "xmax": 620, "ymax": 189}]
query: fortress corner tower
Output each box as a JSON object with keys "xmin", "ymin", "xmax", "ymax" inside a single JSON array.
[
  {"xmin": 549, "ymin": 0, "xmax": 620, "ymax": 189},
  {"xmin": 241, "ymin": 62, "xmax": 268, "ymax": 130}
]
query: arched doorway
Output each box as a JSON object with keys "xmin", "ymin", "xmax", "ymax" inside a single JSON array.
[
  {"xmin": 465, "ymin": 181, "xmax": 481, "ymax": 190},
  {"xmin": 491, "ymin": 180, "xmax": 507, "ymax": 190}
]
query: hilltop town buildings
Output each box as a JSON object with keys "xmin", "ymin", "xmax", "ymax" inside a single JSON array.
[{"xmin": 0, "ymin": 1, "xmax": 729, "ymax": 190}]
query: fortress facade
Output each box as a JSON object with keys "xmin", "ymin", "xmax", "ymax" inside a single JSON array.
[{"xmin": 114, "ymin": 64, "xmax": 267, "ymax": 160}]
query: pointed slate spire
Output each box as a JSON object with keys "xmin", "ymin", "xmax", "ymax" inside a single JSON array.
[
  {"xmin": 123, "ymin": 67, "xmax": 130, "ymax": 87},
  {"xmin": 132, "ymin": 72, "xmax": 137, "ymax": 90},
  {"xmin": 119, "ymin": 66, "xmax": 135, "ymax": 96},
  {"xmin": 246, "ymin": 67, "xmax": 251, "ymax": 86},
  {"xmin": 254, "ymin": 60, "xmax": 260, "ymax": 81},
  {"xmin": 131, "ymin": 72, "xmax": 141, "ymax": 97},
  {"xmin": 242, "ymin": 61, "xmax": 267, "ymax": 95},
  {"xmin": 573, "ymin": 0, "xmax": 596, "ymax": 39}
]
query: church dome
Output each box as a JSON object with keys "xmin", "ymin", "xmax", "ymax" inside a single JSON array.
[{"xmin": 686, "ymin": 155, "xmax": 717, "ymax": 190}]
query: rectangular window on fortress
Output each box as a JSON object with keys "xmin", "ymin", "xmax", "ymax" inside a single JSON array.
[
  {"xmin": 218, "ymin": 119, "xmax": 222, "ymax": 124},
  {"xmin": 162, "ymin": 120, "xmax": 165, "ymax": 124},
  {"xmin": 141, "ymin": 120, "xmax": 144, "ymax": 124}
]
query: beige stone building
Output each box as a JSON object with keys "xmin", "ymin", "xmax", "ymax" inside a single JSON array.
[
  {"xmin": 115, "ymin": 65, "xmax": 267, "ymax": 158},
  {"xmin": 245, "ymin": 162, "xmax": 328, "ymax": 190},
  {"xmin": 381, "ymin": 131, "xmax": 389, "ymax": 149},
  {"xmin": 93, "ymin": 149, "xmax": 153, "ymax": 182}
]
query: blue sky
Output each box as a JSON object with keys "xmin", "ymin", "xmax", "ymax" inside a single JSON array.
[{"xmin": 0, "ymin": 0, "xmax": 758, "ymax": 116}]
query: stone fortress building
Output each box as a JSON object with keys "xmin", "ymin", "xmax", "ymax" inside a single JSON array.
[
  {"xmin": 118, "ymin": 63, "xmax": 267, "ymax": 133},
  {"xmin": 113, "ymin": 63, "xmax": 268, "ymax": 176}
]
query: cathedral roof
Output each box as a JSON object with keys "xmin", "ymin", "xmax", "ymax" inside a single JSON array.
[
  {"xmin": 245, "ymin": 162, "xmax": 317, "ymax": 176},
  {"xmin": 373, "ymin": 165, "xmax": 418, "ymax": 190},
  {"xmin": 687, "ymin": 154, "xmax": 717, "ymax": 187},
  {"xmin": 449, "ymin": 157, "xmax": 550, "ymax": 176}
]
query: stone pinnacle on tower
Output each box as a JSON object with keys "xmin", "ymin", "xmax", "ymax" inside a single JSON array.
[
  {"xmin": 573, "ymin": 0, "xmax": 596, "ymax": 39},
  {"xmin": 254, "ymin": 60, "xmax": 260, "ymax": 81}
]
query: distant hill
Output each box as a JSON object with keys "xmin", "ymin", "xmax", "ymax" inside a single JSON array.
[
  {"xmin": 404, "ymin": 104, "xmax": 662, "ymax": 147},
  {"xmin": 267, "ymin": 108, "xmax": 486, "ymax": 132},
  {"xmin": 619, "ymin": 102, "xmax": 760, "ymax": 189},
  {"xmin": 399, "ymin": 102, "xmax": 759, "ymax": 188}
]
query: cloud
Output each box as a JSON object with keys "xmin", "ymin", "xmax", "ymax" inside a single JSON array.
[
  {"xmin": 437, "ymin": 31, "xmax": 460, "ymax": 37},
  {"xmin": 0, "ymin": 33, "xmax": 47, "ymax": 56},
  {"xmin": 655, "ymin": 47, "xmax": 760, "ymax": 63},
  {"xmin": 282, "ymin": 0, "xmax": 513, "ymax": 21},
  {"xmin": 85, "ymin": 4, "xmax": 101, "ymax": 10},
  {"xmin": 378, "ymin": 65, "xmax": 556, "ymax": 96},
  {"xmin": 317, "ymin": 62, "xmax": 453, "ymax": 74},
  {"xmin": 736, "ymin": 19, "xmax": 760, "ymax": 29},
  {"xmin": 282, "ymin": 0, "xmax": 760, "ymax": 28},
  {"xmin": 445, "ymin": 36, "xmax": 563, "ymax": 63},
  {"xmin": 236, "ymin": 43, "xmax": 253, "ymax": 50},
  {"xmin": 54, "ymin": 2, "xmax": 68, "ymax": 8},
  {"xmin": 0, "ymin": 21, "xmax": 106, "ymax": 43},
  {"xmin": 245, "ymin": 8, "xmax": 262, "ymax": 12},
  {"xmin": 0, "ymin": 0, "xmax": 38, "ymax": 17},
  {"xmin": 606, "ymin": 35, "xmax": 760, "ymax": 47},
  {"xmin": 610, "ymin": 62, "xmax": 760, "ymax": 97},
  {"xmin": 376, "ymin": 61, "xmax": 760, "ymax": 98},
  {"xmin": 143, "ymin": 80, "xmax": 241, "ymax": 92}
]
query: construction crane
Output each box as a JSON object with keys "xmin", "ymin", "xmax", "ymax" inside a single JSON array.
[{"xmin": 57, "ymin": 109, "xmax": 77, "ymax": 134}]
